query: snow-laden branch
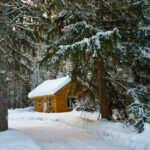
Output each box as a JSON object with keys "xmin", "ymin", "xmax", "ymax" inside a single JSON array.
[
  {"xmin": 51, "ymin": 28, "xmax": 120, "ymax": 63},
  {"xmin": 65, "ymin": 21, "xmax": 97, "ymax": 34}
]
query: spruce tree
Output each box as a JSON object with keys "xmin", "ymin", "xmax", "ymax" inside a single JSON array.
[
  {"xmin": 0, "ymin": 0, "xmax": 52, "ymax": 108},
  {"xmin": 43, "ymin": 0, "xmax": 150, "ymax": 131}
]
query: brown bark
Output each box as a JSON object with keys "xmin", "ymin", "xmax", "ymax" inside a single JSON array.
[
  {"xmin": 0, "ymin": 101, "xmax": 8, "ymax": 132},
  {"xmin": 0, "ymin": 73, "xmax": 8, "ymax": 132},
  {"xmin": 0, "ymin": 51, "xmax": 8, "ymax": 132},
  {"xmin": 96, "ymin": 61, "xmax": 112, "ymax": 119}
]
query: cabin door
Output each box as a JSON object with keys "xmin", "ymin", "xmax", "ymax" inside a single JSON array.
[{"xmin": 43, "ymin": 99, "xmax": 47, "ymax": 112}]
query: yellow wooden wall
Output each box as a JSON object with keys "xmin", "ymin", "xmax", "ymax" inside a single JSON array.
[
  {"xmin": 34, "ymin": 95, "xmax": 56, "ymax": 112},
  {"xmin": 55, "ymin": 83, "xmax": 72, "ymax": 112},
  {"xmin": 34, "ymin": 97, "xmax": 43, "ymax": 112},
  {"xmin": 34, "ymin": 83, "xmax": 74, "ymax": 112}
]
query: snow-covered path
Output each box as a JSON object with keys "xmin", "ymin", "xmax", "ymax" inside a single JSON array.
[
  {"xmin": 8, "ymin": 107, "xmax": 150, "ymax": 150},
  {"xmin": 17, "ymin": 125, "xmax": 124, "ymax": 150}
]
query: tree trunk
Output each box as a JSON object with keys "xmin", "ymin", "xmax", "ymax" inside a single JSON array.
[
  {"xmin": 0, "ymin": 101, "xmax": 8, "ymax": 131},
  {"xmin": 96, "ymin": 61, "xmax": 112, "ymax": 119},
  {"xmin": 0, "ymin": 51, "xmax": 8, "ymax": 132}
]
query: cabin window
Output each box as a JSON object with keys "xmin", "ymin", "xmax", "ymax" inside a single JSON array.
[
  {"xmin": 38, "ymin": 99, "xmax": 42, "ymax": 108},
  {"xmin": 67, "ymin": 98, "xmax": 76, "ymax": 108},
  {"xmin": 48, "ymin": 99, "xmax": 52, "ymax": 107}
]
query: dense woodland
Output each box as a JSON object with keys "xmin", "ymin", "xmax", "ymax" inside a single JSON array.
[{"xmin": 0, "ymin": 0, "xmax": 150, "ymax": 133}]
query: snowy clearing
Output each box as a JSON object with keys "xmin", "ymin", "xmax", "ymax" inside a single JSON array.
[
  {"xmin": 5, "ymin": 107, "xmax": 150, "ymax": 150},
  {"xmin": 0, "ymin": 130, "xmax": 42, "ymax": 150}
]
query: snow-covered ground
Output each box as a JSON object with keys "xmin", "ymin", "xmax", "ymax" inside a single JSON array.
[
  {"xmin": 0, "ymin": 129, "xmax": 42, "ymax": 150},
  {"xmin": 1, "ymin": 107, "xmax": 150, "ymax": 150}
]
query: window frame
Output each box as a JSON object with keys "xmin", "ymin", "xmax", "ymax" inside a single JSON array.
[
  {"xmin": 38, "ymin": 99, "xmax": 42, "ymax": 108},
  {"xmin": 67, "ymin": 97, "xmax": 76, "ymax": 108}
]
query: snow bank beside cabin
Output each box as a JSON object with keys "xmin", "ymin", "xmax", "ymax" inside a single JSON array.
[
  {"xmin": 72, "ymin": 109, "xmax": 101, "ymax": 120},
  {"xmin": 0, "ymin": 130, "xmax": 42, "ymax": 150},
  {"xmin": 8, "ymin": 107, "xmax": 100, "ymax": 128}
]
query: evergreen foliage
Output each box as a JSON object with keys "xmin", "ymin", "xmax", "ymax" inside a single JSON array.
[
  {"xmin": 43, "ymin": 0, "xmax": 150, "ymax": 132},
  {"xmin": 0, "ymin": 0, "xmax": 149, "ymax": 132}
]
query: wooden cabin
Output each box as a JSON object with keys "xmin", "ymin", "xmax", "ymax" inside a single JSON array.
[{"xmin": 28, "ymin": 76, "xmax": 78, "ymax": 112}]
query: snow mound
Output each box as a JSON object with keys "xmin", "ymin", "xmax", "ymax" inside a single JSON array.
[
  {"xmin": 9, "ymin": 107, "xmax": 34, "ymax": 113},
  {"xmin": 0, "ymin": 130, "xmax": 42, "ymax": 150},
  {"xmin": 72, "ymin": 109, "xmax": 101, "ymax": 120},
  {"xmin": 28, "ymin": 76, "xmax": 71, "ymax": 98}
]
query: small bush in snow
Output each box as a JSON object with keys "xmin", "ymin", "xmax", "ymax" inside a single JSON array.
[
  {"xmin": 75, "ymin": 96, "xmax": 99, "ymax": 112},
  {"xmin": 126, "ymin": 103, "xmax": 146, "ymax": 133}
]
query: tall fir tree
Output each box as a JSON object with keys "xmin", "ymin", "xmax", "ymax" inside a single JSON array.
[{"xmin": 43, "ymin": 0, "xmax": 150, "ymax": 132}]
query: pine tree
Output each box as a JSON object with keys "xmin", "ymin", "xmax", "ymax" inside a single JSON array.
[
  {"xmin": 42, "ymin": 0, "xmax": 150, "ymax": 131},
  {"xmin": 0, "ymin": 0, "xmax": 48, "ymax": 128},
  {"xmin": 42, "ymin": 1, "xmax": 121, "ymax": 119},
  {"xmin": 0, "ymin": 0, "xmax": 149, "ymax": 132},
  {"xmin": 0, "ymin": 0, "xmax": 52, "ymax": 108}
]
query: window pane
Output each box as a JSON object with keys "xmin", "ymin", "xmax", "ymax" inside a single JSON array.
[
  {"xmin": 38, "ymin": 99, "xmax": 41, "ymax": 108},
  {"xmin": 67, "ymin": 98, "xmax": 76, "ymax": 108},
  {"xmin": 69, "ymin": 99, "xmax": 72, "ymax": 107},
  {"xmin": 67, "ymin": 98, "xmax": 70, "ymax": 107},
  {"xmin": 48, "ymin": 99, "xmax": 51, "ymax": 107}
]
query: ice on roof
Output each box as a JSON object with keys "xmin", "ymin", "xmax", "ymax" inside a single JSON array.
[{"xmin": 28, "ymin": 76, "xmax": 71, "ymax": 98}]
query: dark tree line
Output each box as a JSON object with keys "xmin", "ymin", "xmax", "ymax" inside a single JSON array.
[{"xmin": 0, "ymin": 0, "xmax": 149, "ymax": 132}]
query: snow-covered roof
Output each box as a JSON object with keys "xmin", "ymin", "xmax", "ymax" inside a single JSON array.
[{"xmin": 28, "ymin": 76, "xmax": 71, "ymax": 98}]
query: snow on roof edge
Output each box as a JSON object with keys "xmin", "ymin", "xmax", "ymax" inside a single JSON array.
[{"xmin": 28, "ymin": 76, "xmax": 71, "ymax": 99}]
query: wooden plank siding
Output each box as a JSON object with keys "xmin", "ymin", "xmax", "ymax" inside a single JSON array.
[
  {"xmin": 34, "ymin": 95, "xmax": 54, "ymax": 112},
  {"xmin": 55, "ymin": 83, "xmax": 72, "ymax": 112},
  {"xmin": 34, "ymin": 97, "xmax": 43, "ymax": 112},
  {"xmin": 33, "ymin": 83, "xmax": 74, "ymax": 112}
]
